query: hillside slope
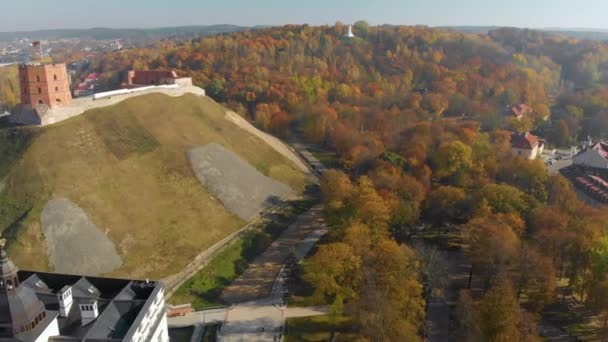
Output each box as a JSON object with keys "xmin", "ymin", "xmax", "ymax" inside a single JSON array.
[{"xmin": 0, "ymin": 93, "xmax": 310, "ymax": 279}]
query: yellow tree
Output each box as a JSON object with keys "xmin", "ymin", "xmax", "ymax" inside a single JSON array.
[{"xmin": 304, "ymin": 242, "xmax": 361, "ymax": 309}]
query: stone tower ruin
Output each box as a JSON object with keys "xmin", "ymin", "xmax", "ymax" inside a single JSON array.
[{"xmin": 19, "ymin": 63, "xmax": 72, "ymax": 109}]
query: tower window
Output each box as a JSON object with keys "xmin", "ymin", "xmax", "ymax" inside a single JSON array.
[
  {"xmin": 55, "ymin": 86, "xmax": 59, "ymax": 92},
  {"xmin": 36, "ymin": 76, "xmax": 40, "ymax": 82},
  {"xmin": 53, "ymin": 74, "xmax": 57, "ymax": 81},
  {"xmin": 38, "ymin": 100, "xmax": 43, "ymax": 105},
  {"xmin": 37, "ymin": 87, "xmax": 42, "ymax": 94}
]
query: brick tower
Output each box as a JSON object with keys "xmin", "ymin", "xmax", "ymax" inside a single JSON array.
[{"xmin": 19, "ymin": 63, "xmax": 72, "ymax": 108}]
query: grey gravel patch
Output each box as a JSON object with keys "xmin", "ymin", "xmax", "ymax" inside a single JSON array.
[
  {"xmin": 188, "ymin": 143, "xmax": 294, "ymax": 220},
  {"xmin": 41, "ymin": 198, "xmax": 122, "ymax": 275}
]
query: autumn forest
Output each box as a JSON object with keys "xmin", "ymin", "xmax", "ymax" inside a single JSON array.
[{"xmin": 3, "ymin": 22, "xmax": 608, "ymax": 341}]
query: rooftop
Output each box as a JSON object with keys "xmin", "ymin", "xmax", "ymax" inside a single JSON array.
[
  {"xmin": 508, "ymin": 103, "xmax": 532, "ymax": 119},
  {"xmin": 511, "ymin": 132, "xmax": 541, "ymax": 150},
  {"xmin": 582, "ymin": 141, "xmax": 608, "ymax": 160},
  {"xmin": 0, "ymin": 242, "xmax": 163, "ymax": 342}
]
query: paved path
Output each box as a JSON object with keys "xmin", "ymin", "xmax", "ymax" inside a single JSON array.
[
  {"xmin": 169, "ymin": 140, "xmax": 329, "ymax": 341},
  {"xmin": 290, "ymin": 142, "xmax": 328, "ymax": 175},
  {"xmin": 427, "ymin": 299, "xmax": 450, "ymax": 342},
  {"xmin": 162, "ymin": 201, "xmax": 292, "ymax": 299},
  {"xmin": 221, "ymin": 205, "xmax": 327, "ymax": 304},
  {"xmin": 13, "ymin": 85, "xmax": 206, "ymax": 126}
]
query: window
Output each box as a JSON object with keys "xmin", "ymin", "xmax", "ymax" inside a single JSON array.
[
  {"xmin": 55, "ymin": 86, "xmax": 59, "ymax": 92},
  {"xmin": 53, "ymin": 74, "xmax": 57, "ymax": 81},
  {"xmin": 36, "ymin": 76, "xmax": 40, "ymax": 82},
  {"xmin": 56, "ymin": 98, "xmax": 61, "ymax": 104},
  {"xmin": 38, "ymin": 100, "xmax": 43, "ymax": 105},
  {"xmin": 37, "ymin": 87, "xmax": 42, "ymax": 94}
]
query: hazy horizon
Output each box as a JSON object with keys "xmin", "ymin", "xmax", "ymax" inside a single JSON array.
[{"xmin": 2, "ymin": 0, "xmax": 608, "ymax": 32}]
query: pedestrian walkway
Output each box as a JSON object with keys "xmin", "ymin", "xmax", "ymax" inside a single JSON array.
[{"xmin": 221, "ymin": 205, "xmax": 326, "ymax": 304}]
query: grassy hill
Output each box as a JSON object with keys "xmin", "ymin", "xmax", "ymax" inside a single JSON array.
[{"xmin": 0, "ymin": 93, "xmax": 309, "ymax": 279}]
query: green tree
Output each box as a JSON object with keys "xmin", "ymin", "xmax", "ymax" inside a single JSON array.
[{"xmin": 433, "ymin": 140, "xmax": 473, "ymax": 181}]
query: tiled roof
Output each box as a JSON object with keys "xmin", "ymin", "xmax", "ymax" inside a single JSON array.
[
  {"xmin": 511, "ymin": 132, "xmax": 540, "ymax": 150},
  {"xmin": 590, "ymin": 142, "xmax": 608, "ymax": 160},
  {"xmin": 509, "ymin": 104, "xmax": 532, "ymax": 118}
]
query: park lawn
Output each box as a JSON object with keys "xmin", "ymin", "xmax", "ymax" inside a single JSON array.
[
  {"xmin": 169, "ymin": 237, "xmax": 246, "ymax": 309},
  {"xmin": 284, "ymin": 314, "xmax": 355, "ymax": 342}
]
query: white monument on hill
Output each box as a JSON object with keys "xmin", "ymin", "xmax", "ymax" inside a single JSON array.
[{"xmin": 344, "ymin": 24, "xmax": 355, "ymax": 38}]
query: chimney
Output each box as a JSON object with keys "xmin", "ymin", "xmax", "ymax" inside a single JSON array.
[
  {"xmin": 80, "ymin": 300, "xmax": 99, "ymax": 326},
  {"xmin": 57, "ymin": 285, "xmax": 73, "ymax": 317}
]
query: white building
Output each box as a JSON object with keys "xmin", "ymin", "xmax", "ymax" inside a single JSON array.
[
  {"xmin": 511, "ymin": 132, "xmax": 544, "ymax": 160},
  {"xmin": 573, "ymin": 141, "xmax": 608, "ymax": 169},
  {"xmin": 0, "ymin": 239, "xmax": 169, "ymax": 342}
]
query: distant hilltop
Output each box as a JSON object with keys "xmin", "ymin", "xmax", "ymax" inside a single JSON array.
[
  {"xmin": 439, "ymin": 25, "xmax": 608, "ymax": 40},
  {"xmin": 0, "ymin": 24, "xmax": 258, "ymax": 42}
]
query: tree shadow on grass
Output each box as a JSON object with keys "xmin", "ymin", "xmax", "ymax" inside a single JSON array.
[{"xmin": 2, "ymin": 206, "xmax": 33, "ymax": 244}]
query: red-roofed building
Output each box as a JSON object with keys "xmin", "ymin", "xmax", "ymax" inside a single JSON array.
[
  {"xmin": 511, "ymin": 132, "xmax": 544, "ymax": 160},
  {"xmin": 574, "ymin": 142, "xmax": 608, "ymax": 169},
  {"xmin": 125, "ymin": 70, "xmax": 192, "ymax": 88},
  {"xmin": 508, "ymin": 104, "xmax": 533, "ymax": 120},
  {"xmin": 85, "ymin": 73, "xmax": 99, "ymax": 81}
]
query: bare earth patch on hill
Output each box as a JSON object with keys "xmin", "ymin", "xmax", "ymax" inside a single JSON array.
[
  {"xmin": 188, "ymin": 143, "xmax": 294, "ymax": 220},
  {"xmin": 40, "ymin": 198, "xmax": 122, "ymax": 276}
]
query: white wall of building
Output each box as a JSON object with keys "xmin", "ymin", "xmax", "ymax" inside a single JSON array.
[
  {"xmin": 34, "ymin": 316, "xmax": 60, "ymax": 342},
  {"xmin": 574, "ymin": 149, "xmax": 608, "ymax": 169},
  {"xmin": 512, "ymin": 145, "xmax": 539, "ymax": 160},
  {"xmin": 130, "ymin": 287, "xmax": 169, "ymax": 342}
]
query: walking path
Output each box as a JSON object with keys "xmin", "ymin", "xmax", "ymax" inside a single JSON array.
[
  {"xmin": 168, "ymin": 222, "xmax": 329, "ymax": 342},
  {"xmin": 11, "ymin": 85, "xmax": 206, "ymax": 126},
  {"xmin": 168, "ymin": 141, "xmax": 329, "ymax": 341},
  {"xmin": 162, "ymin": 201, "xmax": 293, "ymax": 299},
  {"xmin": 221, "ymin": 205, "xmax": 326, "ymax": 303}
]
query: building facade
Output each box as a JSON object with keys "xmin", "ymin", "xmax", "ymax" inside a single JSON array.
[
  {"xmin": 0, "ymin": 240, "xmax": 169, "ymax": 342},
  {"xmin": 511, "ymin": 132, "xmax": 544, "ymax": 160},
  {"xmin": 126, "ymin": 70, "xmax": 192, "ymax": 88},
  {"xmin": 19, "ymin": 64, "xmax": 72, "ymax": 108}
]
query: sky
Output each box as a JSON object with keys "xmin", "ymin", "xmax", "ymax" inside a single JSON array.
[{"xmin": 1, "ymin": 0, "xmax": 608, "ymax": 32}]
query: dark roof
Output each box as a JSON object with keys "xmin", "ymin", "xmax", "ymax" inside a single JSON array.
[
  {"xmin": 511, "ymin": 132, "xmax": 540, "ymax": 150},
  {"xmin": 16, "ymin": 271, "xmax": 161, "ymax": 341},
  {"xmin": 576, "ymin": 142, "xmax": 608, "ymax": 160}
]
